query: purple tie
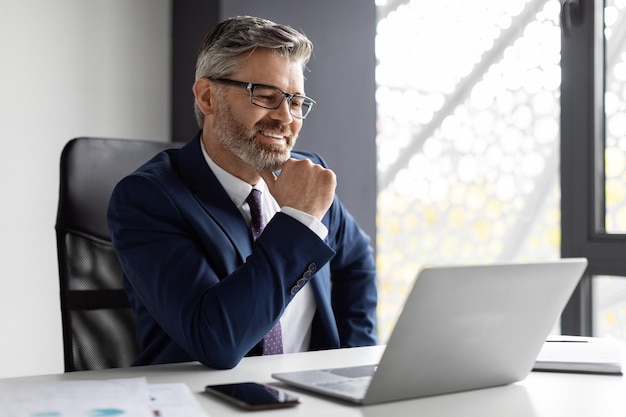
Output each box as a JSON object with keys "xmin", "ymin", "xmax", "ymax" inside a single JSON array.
[
  {"xmin": 246, "ymin": 188, "xmax": 264, "ymax": 241},
  {"xmin": 246, "ymin": 189, "xmax": 283, "ymax": 355}
]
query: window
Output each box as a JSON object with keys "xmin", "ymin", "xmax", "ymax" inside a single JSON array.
[
  {"xmin": 560, "ymin": 0, "xmax": 626, "ymax": 339},
  {"xmin": 604, "ymin": 0, "xmax": 626, "ymax": 233},
  {"xmin": 375, "ymin": 0, "xmax": 562, "ymax": 340},
  {"xmin": 376, "ymin": 0, "xmax": 626, "ymax": 343}
]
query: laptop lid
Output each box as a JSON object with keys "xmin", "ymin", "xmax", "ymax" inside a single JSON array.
[{"xmin": 273, "ymin": 258, "xmax": 588, "ymax": 405}]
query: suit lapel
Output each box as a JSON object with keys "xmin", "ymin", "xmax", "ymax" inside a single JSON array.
[{"xmin": 177, "ymin": 133, "xmax": 252, "ymax": 260}]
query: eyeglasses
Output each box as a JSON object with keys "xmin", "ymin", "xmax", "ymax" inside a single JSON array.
[{"xmin": 210, "ymin": 78, "xmax": 316, "ymax": 119}]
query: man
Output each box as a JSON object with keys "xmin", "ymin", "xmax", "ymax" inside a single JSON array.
[{"xmin": 108, "ymin": 15, "xmax": 377, "ymax": 369}]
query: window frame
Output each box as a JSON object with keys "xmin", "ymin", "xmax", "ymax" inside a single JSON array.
[{"xmin": 560, "ymin": 0, "xmax": 626, "ymax": 335}]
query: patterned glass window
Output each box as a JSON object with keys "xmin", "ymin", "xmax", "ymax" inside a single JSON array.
[
  {"xmin": 604, "ymin": 0, "xmax": 626, "ymax": 232},
  {"xmin": 375, "ymin": 0, "xmax": 562, "ymax": 341}
]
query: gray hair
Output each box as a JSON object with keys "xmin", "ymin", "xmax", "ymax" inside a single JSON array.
[{"xmin": 193, "ymin": 16, "xmax": 314, "ymax": 127}]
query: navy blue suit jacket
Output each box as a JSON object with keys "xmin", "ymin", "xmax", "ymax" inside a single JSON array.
[{"xmin": 107, "ymin": 132, "xmax": 377, "ymax": 369}]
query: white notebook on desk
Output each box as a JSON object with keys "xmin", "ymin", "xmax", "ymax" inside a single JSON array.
[{"xmin": 534, "ymin": 335, "xmax": 624, "ymax": 375}]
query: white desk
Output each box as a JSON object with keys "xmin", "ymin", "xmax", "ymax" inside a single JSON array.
[{"xmin": 5, "ymin": 346, "xmax": 626, "ymax": 416}]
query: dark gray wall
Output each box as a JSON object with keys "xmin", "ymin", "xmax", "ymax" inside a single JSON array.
[
  {"xmin": 171, "ymin": 2, "xmax": 219, "ymax": 141},
  {"xmin": 172, "ymin": 0, "xmax": 377, "ymax": 243}
]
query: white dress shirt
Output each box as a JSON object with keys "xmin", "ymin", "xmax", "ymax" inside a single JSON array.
[{"xmin": 200, "ymin": 142, "xmax": 327, "ymax": 353}]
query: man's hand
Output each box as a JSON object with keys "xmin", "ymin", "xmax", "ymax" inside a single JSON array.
[{"xmin": 259, "ymin": 158, "xmax": 336, "ymax": 221}]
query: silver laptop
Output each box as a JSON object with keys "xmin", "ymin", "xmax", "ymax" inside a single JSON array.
[{"xmin": 273, "ymin": 258, "xmax": 588, "ymax": 405}]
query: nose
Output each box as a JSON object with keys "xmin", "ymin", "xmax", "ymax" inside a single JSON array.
[{"xmin": 268, "ymin": 96, "xmax": 294, "ymax": 124}]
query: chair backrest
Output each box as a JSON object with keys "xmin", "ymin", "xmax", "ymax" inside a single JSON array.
[{"xmin": 55, "ymin": 137, "xmax": 177, "ymax": 372}]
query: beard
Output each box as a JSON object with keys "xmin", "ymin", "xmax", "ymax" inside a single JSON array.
[{"xmin": 213, "ymin": 97, "xmax": 298, "ymax": 172}]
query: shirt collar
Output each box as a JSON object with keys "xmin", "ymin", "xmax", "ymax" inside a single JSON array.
[{"xmin": 200, "ymin": 139, "xmax": 267, "ymax": 208}]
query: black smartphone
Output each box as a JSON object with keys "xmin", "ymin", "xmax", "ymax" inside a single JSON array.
[{"xmin": 204, "ymin": 382, "xmax": 300, "ymax": 410}]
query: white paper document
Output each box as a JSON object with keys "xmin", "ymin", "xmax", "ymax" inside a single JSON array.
[
  {"xmin": 149, "ymin": 383, "xmax": 210, "ymax": 417},
  {"xmin": 534, "ymin": 335, "xmax": 624, "ymax": 375},
  {"xmin": 0, "ymin": 377, "xmax": 209, "ymax": 417}
]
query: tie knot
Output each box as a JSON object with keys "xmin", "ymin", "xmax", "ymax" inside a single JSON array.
[
  {"xmin": 247, "ymin": 188, "xmax": 262, "ymax": 209},
  {"xmin": 246, "ymin": 189, "xmax": 263, "ymax": 240}
]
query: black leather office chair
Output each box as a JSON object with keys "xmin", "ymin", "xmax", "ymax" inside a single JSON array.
[{"xmin": 55, "ymin": 137, "xmax": 177, "ymax": 371}]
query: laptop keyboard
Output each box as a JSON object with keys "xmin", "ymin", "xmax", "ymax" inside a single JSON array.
[
  {"xmin": 315, "ymin": 376, "xmax": 372, "ymax": 397},
  {"xmin": 324, "ymin": 364, "xmax": 378, "ymax": 378}
]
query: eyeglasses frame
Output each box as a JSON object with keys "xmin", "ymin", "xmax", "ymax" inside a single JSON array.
[{"xmin": 209, "ymin": 77, "xmax": 316, "ymax": 120}]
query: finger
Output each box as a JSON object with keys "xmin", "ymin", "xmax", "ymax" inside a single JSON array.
[{"xmin": 258, "ymin": 169, "xmax": 278, "ymax": 185}]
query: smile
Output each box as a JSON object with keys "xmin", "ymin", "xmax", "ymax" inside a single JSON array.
[{"xmin": 259, "ymin": 130, "xmax": 286, "ymax": 140}]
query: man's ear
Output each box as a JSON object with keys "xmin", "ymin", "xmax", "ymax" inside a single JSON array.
[{"xmin": 193, "ymin": 77, "xmax": 216, "ymax": 116}]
